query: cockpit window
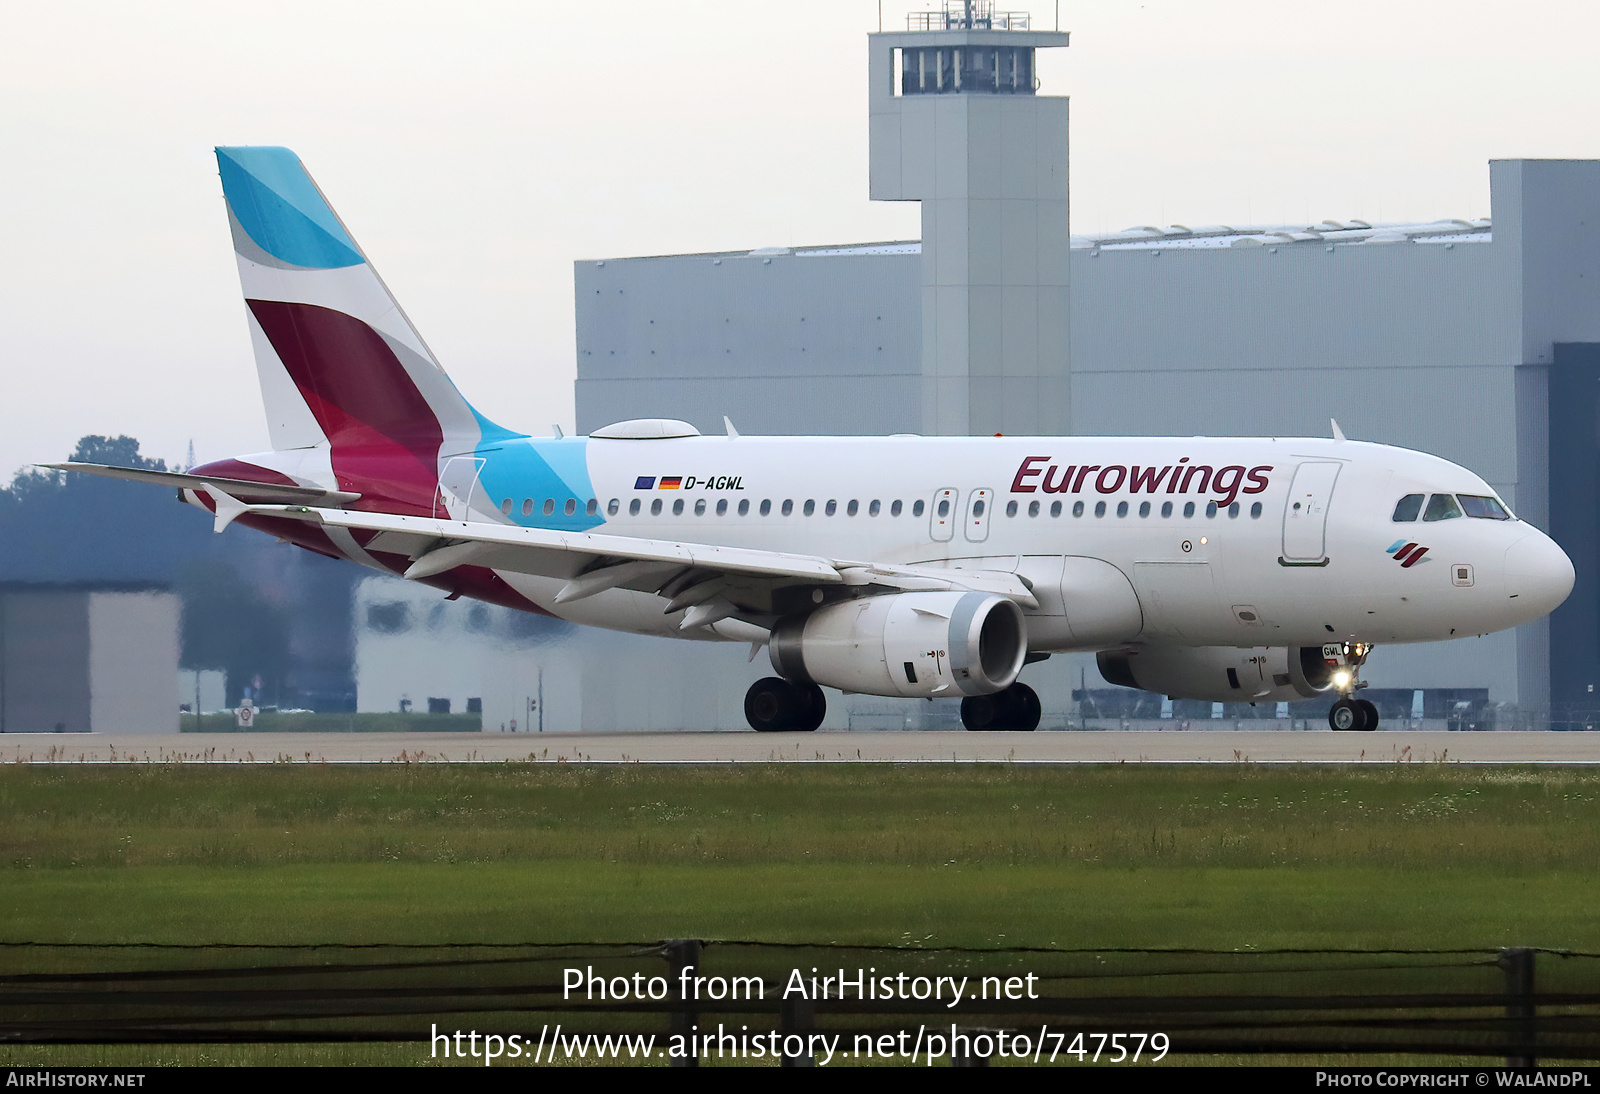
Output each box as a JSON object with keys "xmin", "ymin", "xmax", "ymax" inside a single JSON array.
[
  {"xmin": 1458, "ymin": 494, "xmax": 1512, "ymax": 520},
  {"xmin": 1392, "ymin": 494, "xmax": 1424, "ymax": 522},
  {"xmin": 1422, "ymin": 493, "xmax": 1463, "ymax": 522}
]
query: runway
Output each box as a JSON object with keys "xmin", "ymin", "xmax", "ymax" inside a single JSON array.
[{"xmin": 6, "ymin": 729, "xmax": 1600, "ymax": 764}]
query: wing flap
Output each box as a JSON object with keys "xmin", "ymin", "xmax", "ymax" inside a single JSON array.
[{"xmin": 224, "ymin": 503, "xmax": 1043, "ymax": 611}]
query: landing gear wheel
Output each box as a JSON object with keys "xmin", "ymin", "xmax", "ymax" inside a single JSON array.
[
  {"xmin": 961, "ymin": 682, "xmax": 1041, "ymax": 731},
  {"xmin": 744, "ymin": 678, "xmax": 825, "ymax": 732},
  {"xmin": 1356, "ymin": 699, "xmax": 1380, "ymax": 732},
  {"xmin": 794, "ymin": 683, "xmax": 826, "ymax": 732},
  {"xmin": 1328, "ymin": 697, "xmax": 1370, "ymax": 732}
]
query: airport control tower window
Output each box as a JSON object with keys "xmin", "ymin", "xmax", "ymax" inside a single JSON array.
[{"xmin": 900, "ymin": 45, "xmax": 1034, "ymax": 95}]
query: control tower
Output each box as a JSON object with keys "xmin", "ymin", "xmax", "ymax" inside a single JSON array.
[{"xmin": 869, "ymin": 2, "xmax": 1071, "ymax": 436}]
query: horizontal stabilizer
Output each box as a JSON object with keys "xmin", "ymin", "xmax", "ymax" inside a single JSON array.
[{"xmin": 45, "ymin": 463, "xmax": 360, "ymax": 506}]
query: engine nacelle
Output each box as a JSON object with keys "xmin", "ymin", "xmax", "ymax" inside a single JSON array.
[
  {"xmin": 770, "ymin": 591, "xmax": 1028, "ymax": 699},
  {"xmin": 1097, "ymin": 645, "xmax": 1336, "ymax": 704}
]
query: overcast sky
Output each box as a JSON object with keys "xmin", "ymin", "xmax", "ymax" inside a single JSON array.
[{"xmin": 3, "ymin": 0, "xmax": 1599, "ymax": 478}]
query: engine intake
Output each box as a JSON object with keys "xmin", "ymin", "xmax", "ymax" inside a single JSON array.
[{"xmin": 770, "ymin": 591, "xmax": 1027, "ymax": 698}]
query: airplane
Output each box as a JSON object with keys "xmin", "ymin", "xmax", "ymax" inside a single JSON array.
[{"xmin": 52, "ymin": 147, "xmax": 1576, "ymax": 733}]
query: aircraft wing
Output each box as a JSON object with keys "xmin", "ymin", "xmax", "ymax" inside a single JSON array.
[
  {"xmin": 214, "ymin": 499, "xmax": 1039, "ymax": 626},
  {"xmin": 45, "ymin": 462, "xmax": 361, "ymax": 506}
]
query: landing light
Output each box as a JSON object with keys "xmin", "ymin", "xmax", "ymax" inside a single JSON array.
[{"xmin": 1332, "ymin": 670, "xmax": 1352, "ymax": 689}]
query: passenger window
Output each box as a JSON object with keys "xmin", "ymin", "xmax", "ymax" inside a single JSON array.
[
  {"xmin": 1138, "ymin": 501, "xmax": 1150, "ymax": 518},
  {"xmin": 564, "ymin": 498, "xmax": 577, "ymax": 516},
  {"xmin": 848, "ymin": 499, "xmax": 859, "ymax": 516},
  {"xmin": 1094, "ymin": 501, "xmax": 1106, "ymax": 517},
  {"xmin": 1073, "ymin": 501, "xmax": 1084, "ymax": 517},
  {"xmin": 586, "ymin": 498, "xmax": 598, "ymax": 516},
  {"xmin": 522, "ymin": 498, "xmax": 533, "ymax": 517},
  {"xmin": 1116, "ymin": 501, "xmax": 1128, "ymax": 518},
  {"xmin": 781, "ymin": 499, "xmax": 793, "ymax": 516},
  {"xmin": 543, "ymin": 498, "xmax": 555, "ymax": 516},
  {"xmin": 1459, "ymin": 494, "xmax": 1512, "ymax": 520},
  {"xmin": 500, "ymin": 498, "xmax": 512, "ymax": 515},
  {"xmin": 891, "ymin": 500, "xmax": 903, "ymax": 516},
  {"xmin": 1161, "ymin": 501, "xmax": 1173, "ymax": 518},
  {"xmin": 607, "ymin": 499, "xmax": 620, "ymax": 516},
  {"xmin": 1423, "ymin": 494, "xmax": 1463, "ymax": 522},
  {"xmin": 672, "ymin": 499, "xmax": 685, "ymax": 516},
  {"xmin": 628, "ymin": 498, "xmax": 640, "ymax": 516},
  {"xmin": 1392, "ymin": 494, "xmax": 1424, "ymax": 522},
  {"xmin": 1183, "ymin": 502, "xmax": 1195, "ymax": 518},
  {"xmin": 760, "ymin": 499, "xmax": 772, "ymax": 516},
  {"xmin": 1205, "ymin": 502, "xmax": 1218, "ymax": 518},
  {"xmin": 694, "ymin": 498, "xmax": 707, "ymax": 516},
  {"xmin": 716, "ymin": 499, "xmax": 728, "ymax": 515},
  {"xmin": 825, "ymin": 500, "xmax": 837, "ymax": 516},
  {"xmin": 912, "ymin": 500, "xmax": 925, "ymax": 517},
  {"xmin": 1228, "ymin": 502, "xmax": 1239, "ymax": 518},
  {"xmin": 650, "ymin": 499, "xmax": 662, "ymax": 515},
  {"xmin": 1250, "ymin": 502, "xmax": 1262, "ymax": 519},
  {"xmin": 803, "ymin": 499, "xmax": 816, "ymax": 516},
  {"xmin": 1050, "ymin": 500, "xmax": 1062, "ymax": 517},
  {"xmin": 869, "ymin": 500, "xmax": 880, "ymax": 516},
  {"xmin": 1028, "ymin": 500, "xmax": 1040, "ymax": 517},
  {"xmin": 738, "ymin": 499, "xmax": 750, "ymax": 516},
  {"xmin": 937, "ymin": 499, "xmax": 950, "ymax": 518}
]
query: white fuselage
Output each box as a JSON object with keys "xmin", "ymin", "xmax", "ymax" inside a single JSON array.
[{"xmin": 442, "ymin": 433, "xmax": 1572, "ymax": 653}]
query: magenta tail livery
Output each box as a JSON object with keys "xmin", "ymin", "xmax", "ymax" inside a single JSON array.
[{"xmin": 49, "ymin": 148, "xmax": 1576, "ymax": 732}]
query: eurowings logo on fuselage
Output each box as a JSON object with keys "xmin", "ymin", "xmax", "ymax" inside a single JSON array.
[{"xmin": 1387, "ymin": 540, "xmax": 1431, "ymax": 568}]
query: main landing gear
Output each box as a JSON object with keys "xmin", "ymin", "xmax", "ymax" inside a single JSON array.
[
  {"xmin": 744, "ymin": 677, "xmax": 826, "ymax": 732},
  {"xmin": 1327, "ymin": 642, "xmax": 1379, "ymax": 732},
  {"xmin": 742, "ymin": 678, "xmax": 1044, "ymax": 732},
  {"xmin": 960, "ymin": 682, "xmax": 1041, "ymax": 732}
]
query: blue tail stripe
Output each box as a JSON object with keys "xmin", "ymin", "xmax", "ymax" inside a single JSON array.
[{"xmin": 217, "ymin": 147, "xmax": 364, "ymax": 269}]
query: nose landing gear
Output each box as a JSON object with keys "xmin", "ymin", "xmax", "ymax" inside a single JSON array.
[{"xmin": 1327, "ymin": 642, "xmax": 1379, "ymax": 731}]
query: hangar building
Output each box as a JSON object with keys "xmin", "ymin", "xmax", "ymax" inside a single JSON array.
[{"xmin": 572, "ymin": 2, "xmax": 1600, "ymax": 724}]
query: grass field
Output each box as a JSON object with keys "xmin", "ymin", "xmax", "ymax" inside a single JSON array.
[
  {"xmin": 4, "ymin": 763, "xmax": 1600, "ymax": 950},
  {"xmin": 4, "ymin": 763, "xmax": 1598, "ymax": 1065}
]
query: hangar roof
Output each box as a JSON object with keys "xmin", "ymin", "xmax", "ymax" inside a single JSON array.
[{"xmin": 598, "ymin": 218, "xmax": 1492, "ymax": 264}]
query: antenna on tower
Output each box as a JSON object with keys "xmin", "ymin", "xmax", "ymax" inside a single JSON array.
[{"xmin": 185, "ymin": 440, "xmax": 195, "ymax": 471}]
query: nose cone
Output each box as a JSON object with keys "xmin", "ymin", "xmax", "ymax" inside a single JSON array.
[{"xmin": 1504, "ymin": 530, "xmax": 1575, "ymax": 620}]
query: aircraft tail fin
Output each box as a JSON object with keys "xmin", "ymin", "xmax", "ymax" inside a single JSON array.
[{"xmin": 215, "ymin": 147, "xmax": 519, "ymax": 515}]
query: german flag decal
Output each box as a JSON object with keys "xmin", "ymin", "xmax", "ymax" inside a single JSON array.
[{"xmin": 660, "ymin": 476, "xmax": 683, "ymax": 490}]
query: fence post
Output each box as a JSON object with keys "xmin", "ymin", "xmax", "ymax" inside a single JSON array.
[
  {"xmin": 780, "ymin": 997, "xmax": 815, "ymax": 1066},
  {"xmin": 666, "ymin": 939, "xmax": 702, "ymax": 1068},
  {"xmin": 1499, "ymin": 946, "xmax": 1536, "ymax": 1067},
  {"xmin": 951, "ymin": 1026, "xmax": 992, "ymax": 1067}
]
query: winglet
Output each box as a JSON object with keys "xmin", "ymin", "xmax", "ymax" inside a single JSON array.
[
  {"xmin": 201, "ymin": 485, "xmax": 251, "ymax": 533},
  {"xmin": 724, "ymin": 415, "xmax": 740, "ymax": 438},
  {"xmin": 1331, "ymin": 418, "xmax": 1346, "ymax": 442}
]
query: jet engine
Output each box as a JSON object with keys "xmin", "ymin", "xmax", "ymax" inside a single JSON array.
[
  {"xmin": 1096, "ymin": 645, "xmax": 1336, "ymax": 704},
  {"xmin": 769, "ymin": 591, "xmax": 1027, "ymax": 699}
]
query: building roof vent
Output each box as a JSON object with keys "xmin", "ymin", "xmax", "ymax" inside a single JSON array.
[{"xmin": 591, "ymin": 419, "xmax": 702, "ymax": 440}]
